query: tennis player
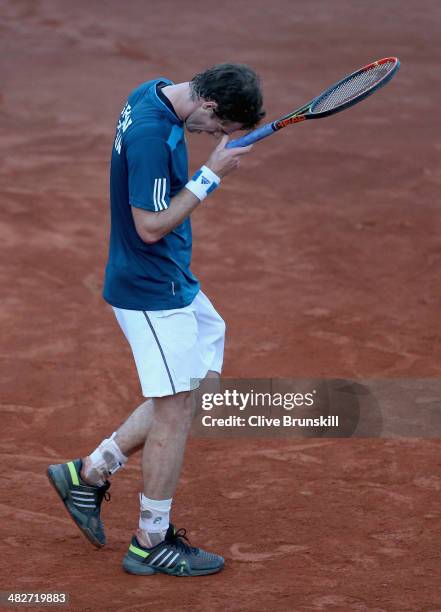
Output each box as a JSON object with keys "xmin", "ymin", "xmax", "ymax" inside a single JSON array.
[{"xmin": 47, "ymin": 63, "xmax": 265, "ymax": 577}]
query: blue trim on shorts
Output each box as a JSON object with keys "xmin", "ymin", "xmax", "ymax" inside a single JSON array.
[{"xmin": 142, "ymin": 312, "xmax": 176, "ymax": 395}]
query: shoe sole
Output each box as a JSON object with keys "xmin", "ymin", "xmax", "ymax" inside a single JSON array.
[
  {"xmin": 122, "ymin": 555, "xmax": 224, "ymax": 577},
  {"xmin": 47, "ymin": 464, "xmax": 104, "ymax": 549}
]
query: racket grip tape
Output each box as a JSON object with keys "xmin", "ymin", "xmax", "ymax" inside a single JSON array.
[{"xmin": 226, "ymin": 123, "xmax": 275, "ymax": 148}]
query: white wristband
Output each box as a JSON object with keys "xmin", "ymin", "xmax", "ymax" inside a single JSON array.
[{"xmin": 185, "ymin": 165, "xmax": 221, "ymax": 202}]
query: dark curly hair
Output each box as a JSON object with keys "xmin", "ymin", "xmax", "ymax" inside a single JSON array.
[{"xmin": 190, "ymin": 63, "xmax": 265, "ymax": 130}]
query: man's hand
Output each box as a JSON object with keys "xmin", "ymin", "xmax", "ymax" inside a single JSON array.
[
  {"xmin": 205, "ymin": 135, "xmax": 253, "ymax": 178},
  {"xmin": 132, "ymin": 136, "xmax": 253, "ymax": 245}
]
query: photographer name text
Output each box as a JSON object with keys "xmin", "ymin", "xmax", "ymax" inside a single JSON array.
[{"xmin": 201, "ymin": 415, "xmax": 339, "ymax": 428}]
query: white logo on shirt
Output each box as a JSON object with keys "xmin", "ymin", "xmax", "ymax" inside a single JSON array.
[{"xmin": 114, "ymin": 102, "xmax": 133, "ymax": 154}]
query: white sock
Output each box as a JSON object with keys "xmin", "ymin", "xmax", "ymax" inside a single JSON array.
[
  {"xmin": 84, "ymin": 432, "xmax": 128, "ymax": 486},
  {"xmin": 139, "ymin": 494, "xmax": 172, "ymax": 545}
]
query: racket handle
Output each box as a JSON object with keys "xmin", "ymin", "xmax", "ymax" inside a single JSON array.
[{"xmin": 226, "ymin": 122, "xmax": 275, "ymax": 148}]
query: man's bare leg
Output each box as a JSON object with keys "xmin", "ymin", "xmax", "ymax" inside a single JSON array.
[
  {"xmin": 140, "ymin": 370, "xmax": 220, "ymax": 496},
  {"xmin": 80, "ymin": 398, "xmax": 154, "ymax": 483},
  {"xmin": 145, "ymin": 392, "xmax": 195, "ymax": 496},
  {"xmin": 114, "ymin": 398, "xmax": 154, "ymax": 456},
  {"xmin": 136, "ymin": 390, "xmax": 195, "ymax": 546},
  {"xmin": 116, "ymin": 369, "xmax": 219, "ymax": 458},
  {"xmin": 136, "ymin": 371, "xmax": 220, "ymax": 546},
  {"xmin": 81, "ymin": 371, "xmax": 219, "ymax": 486}
]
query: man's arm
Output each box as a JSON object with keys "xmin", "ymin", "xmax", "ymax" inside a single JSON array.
[
  {"xmin": 131, "ymin": 135, "xmax": 252, "ymax": 244},
  {"xmin": 132, "ymin": 189, "xmax": 200, "ymax": 244}
]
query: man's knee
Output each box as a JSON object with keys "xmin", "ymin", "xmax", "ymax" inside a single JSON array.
[
  {"xmin": 206, "ymin": 370, "xmax": 220, "ymax": 380},
  {"xmin": 153, "ymin": 391, "xmax": 195, "ymax": 424}
]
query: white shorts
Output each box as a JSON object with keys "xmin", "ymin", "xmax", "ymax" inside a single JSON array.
[{"xmin": 112, "ymin": 291, "xmax": 225, "ymax": 397}]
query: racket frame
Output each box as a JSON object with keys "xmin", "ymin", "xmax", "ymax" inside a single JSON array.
[
  {"xmin": 276, "ymin": 57, "xmax": 400, "ymax": 128},
  {"xmin": 226, "ymin": 57, "xmax": 400, "ymax": 148}
]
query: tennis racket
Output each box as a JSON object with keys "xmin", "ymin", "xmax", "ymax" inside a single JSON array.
[{"xmin": 226, "ymin": 57, "xmax": 400, "ymax": 148}]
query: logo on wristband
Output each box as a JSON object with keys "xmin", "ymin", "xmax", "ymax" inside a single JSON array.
[{"xmin": 185, "ymin": 166, "xmax": 221, "ymax": 202}]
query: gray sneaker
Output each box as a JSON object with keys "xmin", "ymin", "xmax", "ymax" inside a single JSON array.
[
  {"xmin": 47, "ymin": 458, "xmax": 110, "ymax": 548},
  {"xmin": 122, "ymin": 525, "xmax": 224, "ymax": 577}
]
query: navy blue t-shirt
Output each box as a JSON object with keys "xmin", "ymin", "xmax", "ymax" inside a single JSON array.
[{"xmin": 102, "ymin": 78, "xmax": 200, "ymax": 310}]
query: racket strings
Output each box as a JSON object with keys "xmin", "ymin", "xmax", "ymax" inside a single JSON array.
[{"xmin": 312, "ymin": 60, "xmax": 395, "ymax": 113}]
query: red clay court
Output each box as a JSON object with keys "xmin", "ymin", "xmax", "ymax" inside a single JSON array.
[{"xmin": 1, "ymin": 0, "xmax": 440, "ymax": 610}]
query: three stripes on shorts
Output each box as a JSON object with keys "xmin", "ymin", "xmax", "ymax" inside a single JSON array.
[{"xmin": 153, "ymin": 178, "xmax": 168, "ymax": 211}]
